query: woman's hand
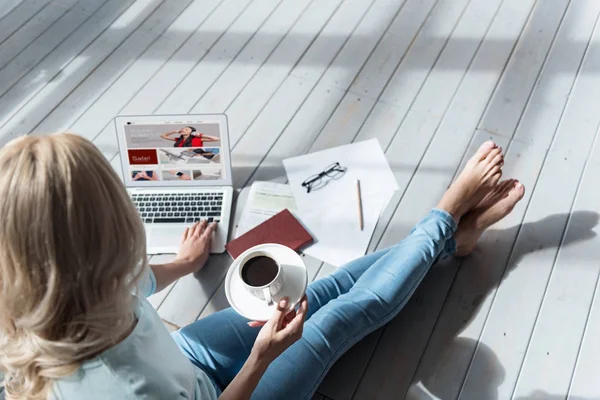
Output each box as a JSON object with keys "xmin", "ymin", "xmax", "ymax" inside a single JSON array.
[
  {"xmin": 250, "ymin": 296, "xmax": 308, "ymax": 363},
  {"xmin": 175, "ymin": 220, "xmax": 216, "ymax": 273},
  {"xmin": 150, "ymin": 221, "xmax": 217, "ymax": 292},
  {"xmin": 133, "ymin": 171, "xmax": 148, "ymax": 180}
]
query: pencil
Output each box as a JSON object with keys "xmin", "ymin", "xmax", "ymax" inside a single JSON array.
[{"xmin": 356, "ymin": 179, "xmax": 364, "ymax": 231}]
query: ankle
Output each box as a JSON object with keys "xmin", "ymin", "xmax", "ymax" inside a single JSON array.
[{"xmin": 436, "ymin": 200, "xmax": 462, "ymax": 223}]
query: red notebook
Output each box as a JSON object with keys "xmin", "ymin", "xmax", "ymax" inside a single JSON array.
[{"xmin": 226, "ymin": 209, "xmax": 313, "ymax": 259}]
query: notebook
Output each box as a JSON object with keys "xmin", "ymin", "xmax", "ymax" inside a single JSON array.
[{"xmin": 226, "ymin": 209, "xmax": 313, "ymax": 259}]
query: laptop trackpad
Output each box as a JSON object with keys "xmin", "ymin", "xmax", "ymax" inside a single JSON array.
[{"xmin": 147, "ymin": 225, "xmax": 184, "ymax": 253}]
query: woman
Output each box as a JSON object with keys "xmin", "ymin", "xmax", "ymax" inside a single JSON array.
[
  {"xmin": 161, "ymin": 126, "xmax": 220, "ymax": 148},
  {"xmin": 0, "ymin": 135, "xmax": 523, "ymax": 399}
]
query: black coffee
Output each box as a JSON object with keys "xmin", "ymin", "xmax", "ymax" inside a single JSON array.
[{"xmin": 241, "ymin": 256, "xmax": 279, "ymax": 287}]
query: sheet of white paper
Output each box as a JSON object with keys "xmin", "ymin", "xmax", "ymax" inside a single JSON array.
[
  {"xmin": 301, "ymin": 194, "xmax": 389, "ymax": 266},
  {"xmin": 235, "ymin": 181, "xmax": 297, "ymax": 238},
  {"xmin": 283, "ymin": 139, "xmax": 399, "ymax": 266},
  {"xmin": 284, "ymin": 139, "xmax": 399, "ymax": 210}
]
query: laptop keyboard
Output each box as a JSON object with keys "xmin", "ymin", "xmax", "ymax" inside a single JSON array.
[{"xmin": 132, "ymin": 192, "xmax": 223, "ymax": 224}]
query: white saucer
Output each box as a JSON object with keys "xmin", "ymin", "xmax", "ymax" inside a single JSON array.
[{"xmin": 225, "ymin": 244, "xmax": 308, "ymax": 321}]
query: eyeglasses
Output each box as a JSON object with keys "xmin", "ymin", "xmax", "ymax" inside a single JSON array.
[{"xmin": 301, "ymin": 162, "xmax": 346, "ymax": 193}]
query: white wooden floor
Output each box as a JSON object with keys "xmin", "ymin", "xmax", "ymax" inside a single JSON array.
[{"xmin": 2, "ymin": 0, "xmax": 600, "ymax": 398}]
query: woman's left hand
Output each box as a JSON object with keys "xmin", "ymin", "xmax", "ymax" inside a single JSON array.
[{"xmin": 250, "ymin": 296, "xmax": 308, "ymax": 363}]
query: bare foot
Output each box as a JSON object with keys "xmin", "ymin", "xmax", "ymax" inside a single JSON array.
[
  {"xmin": 454, "ymin": 179, "xmax": 525, "ymax": 256},
  {"xmin": 436, "ymin": 141, "xmax": 504, "ymax": 221}
]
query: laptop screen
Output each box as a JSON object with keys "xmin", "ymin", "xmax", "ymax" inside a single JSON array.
[{"xmin": 115, "ymin": 115, "xmax": 232, "ymax": 187}]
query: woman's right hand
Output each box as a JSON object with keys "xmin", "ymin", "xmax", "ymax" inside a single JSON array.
[{"xmin": 250, "ymin": 296, "xmax": 308, "ymax": 364}]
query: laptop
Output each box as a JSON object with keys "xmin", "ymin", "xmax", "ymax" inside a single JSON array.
[{"xmin": 114, "ymin": 114, "xmax": 234, "ymax": 254}]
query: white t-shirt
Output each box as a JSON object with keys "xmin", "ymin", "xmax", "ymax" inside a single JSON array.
[{"xmin": 51, "ymin": 269, "xmax": 218, "ymax": 400}]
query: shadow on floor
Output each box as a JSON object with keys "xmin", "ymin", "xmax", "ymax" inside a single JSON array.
[
  {"xmin": 409, "ymin": 210, "xmax": 599, "ymax": 400},
  {"xmin": 514, "ymin": 392, "xmax": 594, "ymax": 400}
]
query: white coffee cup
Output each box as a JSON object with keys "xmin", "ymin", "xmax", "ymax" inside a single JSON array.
[{"xmin": 238, "ymin": 249, "xmax": 284, "ymax": 306}]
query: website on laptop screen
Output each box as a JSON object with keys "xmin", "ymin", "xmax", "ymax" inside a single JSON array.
[{"xmin": 120, "ymin": 120, "xmax": 226, "ymax": 185}]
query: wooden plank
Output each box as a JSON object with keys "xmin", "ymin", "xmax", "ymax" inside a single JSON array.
[
  {"xmin": 230, "ymin": 0, "xmax": 402, "ymax": 187},
  {"xmin": 27, "ymin": 0, "xmax": 192, "ymax": 135},
  {"xmin": 60, "ymin": 0, "xmax": 223, "ymax": 145},
  {"xmin": 0, "ymin": 0, "xmax": 80, "ymax": 71},
  {"xmin": 0, "ymin": 0, "xmax": 106, "ymax": 98},
  {"xmin": 312, "ymin": 0, "xmax": 471, "ymax": 152},
  {"xmin": 224, "ymin": 0, "xmax": 375, "ymax": 146},
  {"xmin": 190, "ymin": 0, "xmax": 342, "ymax": 114},
  {"xmin": 0, "ymin": 0, "xmax": 159, "ymax": 143},
  {"xmin": 262, "ymin": 0, "xmax": 422, "ymax": 153},
  {"xmin": 477, "ymin": 0, "xmax": 571, "ymax": 139},
  {"xmin": 511, "ymin": 134, "xmax": 600, "ymax": 398},
  {"xmin": 108, "ymin": 0, "xmax": 251, "ymax": 117},
  {"xmin": 0, "ymin": 0, "xmax": 26, "ymax": 21},
  {"xmin": 515, "ymin": 0, "xmax": 600, "ymax": 149},
  {"xmin": 511, "ymin": 23, "xmax": 600, "ymax": 400},
  {"xmin": 569, "ymin": 267, "xmax": 600, "ymax": 399},
  {"xmin": 374, "ymin": 0, "xmax": 471, "ymax": 110},
  {"xmin": 458, "ymin": 2, "xmax": 600, "ymax": 398},
  {"xmin": 457, "ymin": 152, "xmax": 585, "ymax": 400},
  {"xmin": 349, "ymin": 0, "xmax": 469, "ymax": 99},
  {"xmin": 155, "ymin": 0, "xmax": 286, "ymax": 114},
  {"xmin": 308, "ymin": 0, "xmax": 446, "ymax": 153},
  {"xmin": 313, "ymin": 0, "xmax": 419, "ymax": 92},
  {"xmin": 0, "ymin": 0, "xmax": 134, "ymax": 141},
  {"xmin": 185, "ymin": 0, "xmax": 316, "ymax": 114},
  {"xmin": 0, "ymin": 0, "xmax": 49, "ymax": 45}
]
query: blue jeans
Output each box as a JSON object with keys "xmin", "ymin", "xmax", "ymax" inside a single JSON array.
[{"xmin": 172, "ymin": 209, "xmax": 457, "ymax": 399}]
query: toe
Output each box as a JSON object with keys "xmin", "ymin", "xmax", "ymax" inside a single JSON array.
[
  {"xmin": 484, "ymin": 148, "xmax": 502, "ymax": 165},
  {"xmin": 509, "ymin": 181, "xmax": 525, "ymax": 200},
  {"xmin": 473, "ymin": 140, "xmax": 497, "ymax": 160},
  {"xmin": 485, "ymin": 152, "xmax": 504, "ymax": 174},
  {"xmin": 484, "ymin": 165, "xmax": 502, "ymax": 183},
  {"xmin": 489, "ymin": 171, "xmax": 502, "ymax": 186},
  {"xmin": 497, "ymin": 179, "xmax": 515, "ymax": 196}
]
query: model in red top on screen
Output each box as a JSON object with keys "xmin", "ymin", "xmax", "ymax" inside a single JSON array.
[{"xmin": 160, "ymin": 126, "xmax": 220, "ymax": 148}]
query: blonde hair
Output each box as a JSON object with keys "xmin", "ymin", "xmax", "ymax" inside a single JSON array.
[{"xmin": 0, "ymin": 134, "xmax": 147, "ymax": 398}]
